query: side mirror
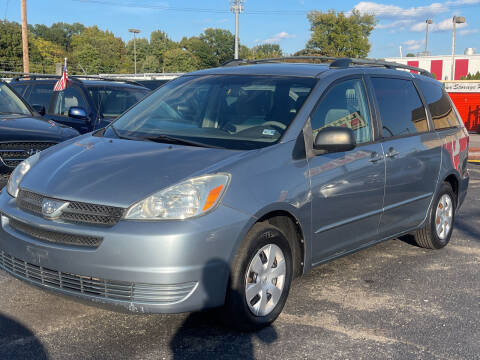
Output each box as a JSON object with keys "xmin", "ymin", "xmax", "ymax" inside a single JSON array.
[
  {"xmin": 314, "ymin": 126, "xmax": 356, "ymax": 154},
  {"xmin": 68, "ymin": 106, "xmax": 88, "ymax": 120},
  {"xmin": 32, "ymin": 104, "xmax": 46, "ymax": 116}
]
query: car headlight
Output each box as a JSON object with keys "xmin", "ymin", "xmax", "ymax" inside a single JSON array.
[
  {"xmin": 124, "ymin": 174, "xmax": 230, "ymax": 220},
  {"xmin": 7, "ymin": 152, "xmax": 41, "ymax": 198}
]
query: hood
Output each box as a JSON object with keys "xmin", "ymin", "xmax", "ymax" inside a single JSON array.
[
  {"xmin": 0, "ymin": 115, "xmax": 79, "ymax": 141},
  {"xmin": 21, "ymin": 135, "xmax": 246, "ymax": 207}
]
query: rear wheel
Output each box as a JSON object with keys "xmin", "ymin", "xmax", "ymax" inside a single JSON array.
[
  {"xmin": 413, "ymin": 182, "xmax": 456, "ymax": 249},
  {"xmin": 222, "ymin": 222, "xmax": 293, "ymax": 331}
]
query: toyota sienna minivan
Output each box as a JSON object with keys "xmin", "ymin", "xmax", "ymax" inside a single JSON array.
[{"xmin": 0, "ymin": 58, "xmax": 469, "ymax": 330}]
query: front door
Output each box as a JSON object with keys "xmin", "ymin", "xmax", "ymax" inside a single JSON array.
[
  {"xmin": 47, "ymin": 84, "xmax": 91, "ymax": 133},
  {"xmin": 307, "ymin": 77, "xmax": 386, "ymax": 264}
]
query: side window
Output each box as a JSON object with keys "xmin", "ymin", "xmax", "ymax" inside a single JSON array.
[
  {"xmin": 310, "ymin": 78, "xmax": 372, "ymax": 144},
  {"xmin": 417, "ymin": 81, "xmax": 458, "ymax": 130},
  {"xmin": 26, "ymin": 84, "xmax": 54, "ymax": 110},
  {"xmin": 53, "ymin": 85, "xmax": 88, "ymax": 116},
  {"xmin": 371, "ymin": 78, "xmax": 428, "ymax": 138}
]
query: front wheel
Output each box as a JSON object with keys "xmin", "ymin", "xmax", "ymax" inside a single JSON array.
[
  {"xmin": 413, "ymin": 182, "xmax": 456, "ymax": 249},
  {"xmin": 222, "ymin": 222, "xmax": 293, "ymax": 331}
]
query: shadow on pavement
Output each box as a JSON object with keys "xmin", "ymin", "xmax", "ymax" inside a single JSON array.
[
  {"xmin": 0, "ymin": 313, "xmax": 48, "ymax": 360},
  {"xmin": 170, "ymin": 258, "xmax": 278, "ymax": 360}
]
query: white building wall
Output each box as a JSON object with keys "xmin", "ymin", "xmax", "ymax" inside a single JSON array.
[{"xmin": 384, "ymin": 54, "xmax": 480, "ymax": 80}]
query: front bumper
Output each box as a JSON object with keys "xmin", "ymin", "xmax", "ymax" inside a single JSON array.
[{"xmin": 0, "ymin": 190, "xmax": 252, "ymax": 313}]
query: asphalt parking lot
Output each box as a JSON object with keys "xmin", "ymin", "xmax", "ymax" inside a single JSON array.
[{"xmin": 1, "ymin": 166, "xmax": 479, "ymax": 360}]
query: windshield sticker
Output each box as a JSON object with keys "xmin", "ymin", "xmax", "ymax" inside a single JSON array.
[{"xmin": 262, "ymin": 129, "xmax": 277, "ymax": 136}]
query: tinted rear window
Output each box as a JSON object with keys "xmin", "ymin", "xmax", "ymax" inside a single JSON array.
[
  {"xmin": 417, "ymin": 80, "xmax": 458, "ymax": 130},
  {"xmin": 371, "ymin": 77, "xmax": 428, "ymax": 138}
]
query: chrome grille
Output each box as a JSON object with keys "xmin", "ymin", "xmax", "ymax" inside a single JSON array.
[
  {"xmin": 17, "ymin": 189, "xmax": 125, "ymax": 226},
  {"xmin": 0, "ymin": 250, "xmax": 197, "ymax": 304},
  {"xmin": 8, "ymin": 218, "xmax": 103, "ymax": 248},
  {"xmin": 0, "ymin": 142, "xmax": 57, "ymax": 168}
]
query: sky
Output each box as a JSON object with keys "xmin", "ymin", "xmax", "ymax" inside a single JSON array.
[{"xmin": 3, "ymin": 0, "xmax": 480, "ymax": 58}]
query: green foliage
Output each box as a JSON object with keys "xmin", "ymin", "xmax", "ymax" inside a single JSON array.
[
  {"xmin": 163, "ymin": 48, "xmax": 199, "ymax": 72},
  {"xmin": 306, "ymin": 9, "xmax": 375, "ymax": 58},
  {"xmin": 251, "ymin": 44, "xmax": 283, "ymax": 59},
  {"xmin": 199, "ymin": 28, "xmax": 235, "ymax": 66},
  {"xmin": 406, "ymin": 53, "xmax": 415, "ymax": 57},
  {"xmin": 461, "ymin": 71, "xmax": 480, "ymax": 80},
  {"xmin": 71, "ymin": 26, "xmax": 126, "ymax": 74},
  {"xmin": 0, "ymin": 21, "xmax": 286, "ymax": 74}
]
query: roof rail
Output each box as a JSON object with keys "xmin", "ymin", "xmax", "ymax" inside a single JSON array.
[
  {"xmin": 0, "ymin": 71, "xmax": 146, "ymax": 87},
  {"xmin": 221, "ymin": 56, "xmax": 433, "ymax": 78}
]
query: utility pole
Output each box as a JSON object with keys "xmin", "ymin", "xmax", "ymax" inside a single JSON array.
[
  {"xmin": 425, "ymin": 19, "xmax": 433, "ymax": 55},
  {"xmin": 129, "ymin": 28, "xmax": 140, "ymax": 75},
  {"xmin": 451, "ymin": 16, "xmax": 466, "ymax": 80},
  {"xmin": 230, "ymin": 0, "xmax": 244, "ymax": 59},
  {"xmin": 20, "ymin": 0, "xmax": 29, "ymax": 73}
]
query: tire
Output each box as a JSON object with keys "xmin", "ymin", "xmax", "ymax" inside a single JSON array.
[
  {"xmin": 221, "ymin": 222, "xmax": 293, "ymax": 331},
  {"xmin": 413, "ymin": 182, "xmax": 456, "ymax": 249}
]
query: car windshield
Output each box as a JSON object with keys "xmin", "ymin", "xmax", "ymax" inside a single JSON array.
[
  {"xmin": 88, "ymin": 86, "xmax": 149, "ymax": 118},
  {"xmin": 0, "ymin": 82, "xmax": 31, "ymax": 116},
  {"xmin": 104, "ymin": 75, "xmax": 317, "ymax": 150}
]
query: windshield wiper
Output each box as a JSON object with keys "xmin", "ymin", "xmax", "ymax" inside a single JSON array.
[
  {"xmin": 144, "ymin": 134, "xmax": 222, "ymax": 148},
  {"xmin": 109, "ymin": 124, "xmax": 139, "ymax": 141}
]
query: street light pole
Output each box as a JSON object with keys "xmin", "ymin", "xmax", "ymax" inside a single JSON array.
[
  {"xmin": 425, "ymin": 19, "xmax": 433, "ymax": 55},
  {"xmin": 128, "ymin": 28, "xmax": 141, "ymax": 75},
  {"xmin": 230, "ymin": 0, "xmax": 244, "ymax": 59},
  {"xmin": 451, "ymin": 16, "xmax": 465, "ymax": 80}
]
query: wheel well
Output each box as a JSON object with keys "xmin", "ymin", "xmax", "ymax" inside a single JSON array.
[
  {"xmin": 258, "ymin": 211, "xmax": 305, "ymax": 277},
  {"xmin": 444, "ymin": 174, "xmax": 458, "ymax": 201}
]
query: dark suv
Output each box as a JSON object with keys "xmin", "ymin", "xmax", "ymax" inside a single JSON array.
[
  {"xmin": 10, "ymin": 76, "xmax": 149, "ymax": 134},
  {"xmin": 0, "ymin": 81, "xmax": 79, "ymax": 187}
]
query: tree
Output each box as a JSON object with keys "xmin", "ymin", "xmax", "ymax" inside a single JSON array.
[
  {"xmin": 29, "ymin": 37, "xmax": 65, "ymax": 73},
  {"xmin": 126, "ymin": 37, "xmax": 149, "ymax": 71},
  {"xmin": 238, "ymin": 45, "xmax": 251, "ymax": 59},
  {"xmin": 150, "ymin": 30, "xmax": 176, "ymax": 65},
  {"xmin": 199, "ymin": 28, "xmax": 234, "ymax": 66},
  {"xmin": 406, "ymin": 53, "xmax": 415, "ymax": 57},
  {"xmin": 31, "ymin": 22, "xmax": 84, "ymax": 51},
  {"xmin": 71, "ymin": 26, "xmax": 126, "ymax": 74},
  {"xmin": 180, "ymin": 36, "xmax": 216, "ymax": 68},
  {"xmin": 461, "ymin": 71, "xmax": 480, "ymax": 80},
  {"xmin": 0, "ymin": 21, "xmax": 23, "ymax": 71},
  {"xmin": 305, "ymin": 9, "xmax": 375, "ymax": 58},
  {"xmin": 251, "ymin": 44, "xmax": 283, "ymax": 59},
  {"xmin": 163, "ymin": 48, "xmax": 199, "ymax": 72},
  {"xmin": 142, "ymin": 55, "xmax": 160, "ymax": 73}
]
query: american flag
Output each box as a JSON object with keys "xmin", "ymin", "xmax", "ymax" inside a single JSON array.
[{"xmin": 53, "ymin": 58, "xmax": 68, "ymax": 92}]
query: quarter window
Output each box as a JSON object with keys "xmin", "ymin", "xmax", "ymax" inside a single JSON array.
[
  {"xmin": 417, "ymin": 81, "xmax": 458, "ymax": 130},
  {"xmin": 310, "ymin": 79, "xmax": 372, "ymax": 144},
  {"xmin": 371, "ymin": 78, "xmax": 428, "ymax": 138},
  {"xmin": 53, "ymin": 85, "xmax": 88, "ymax": 116}
]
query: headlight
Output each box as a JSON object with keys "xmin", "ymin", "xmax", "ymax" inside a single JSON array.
[
  {"xmin": 7, "ymin": 152, "xmax": 40, "ymax": 198},
  {"xmin": 124, "ymin": 174, "xmax": 230, "ymax": 220}
]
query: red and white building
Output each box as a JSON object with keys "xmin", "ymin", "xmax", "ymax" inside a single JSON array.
[{"xmin": 385, "ymin": 52, "xmax": 480, "ymax": 81}]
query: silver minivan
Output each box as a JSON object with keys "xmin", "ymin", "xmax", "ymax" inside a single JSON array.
[{"xmin": 0, "ymin": 58, "xmax": 470, "ymax": 330}]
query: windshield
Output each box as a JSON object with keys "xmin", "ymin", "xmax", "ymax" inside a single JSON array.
[
  {"xmin": 88, "ymin": 86, "xmax": 149, "ymax": 118},
  {"xmin": 104, "ymin": 75, "xmax": 317, "ymax": 150},
  {"xmin": 0, "ymin": 83, "xmax": 31, "ymax": 116}
]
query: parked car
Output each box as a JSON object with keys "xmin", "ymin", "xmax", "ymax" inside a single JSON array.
[
  {"xmin": 135, "ymin": 79, "xmax": 171, "ymax": 91},
  {"xmin": 10, "ymin": 76, "xmax": 149, "ymax": 134},
  {"xmin": 0, "ymin": 81, "xmax": 79, "ymax": 188},
  {"xmin": 0, "ymin": 58, "xmax": 469, "ymax": 331}
]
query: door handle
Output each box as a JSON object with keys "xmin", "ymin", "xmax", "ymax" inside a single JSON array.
[
  {"xmin": 369, "ymin": 152, "xmax": 384, "ymax": 163},
  {"xmin": 385, "ymin": 147, "xmax": 400, "ymax": 159}
]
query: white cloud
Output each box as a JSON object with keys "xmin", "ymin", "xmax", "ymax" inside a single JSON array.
[
  {"xmin": 459, "ymin": 28, "xmax": 479, "ymax": 35},
  {"xmin": 375, "ymin": 19, "xmax": 415, "ymax": 30},
  {"xmin": 410, "ymin": 17, "xmax": 468, "ymax": 32},
  {"xmin": 402, "ymin": 39, "xmax": 425, "ymax": 51},
  {"xmin": 262, "ymin": 32, "xmax": 296, "ymax": 44},
  {"xmin": 354, "ymin": 2, "xmax": 448, "ymax": 19}
]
